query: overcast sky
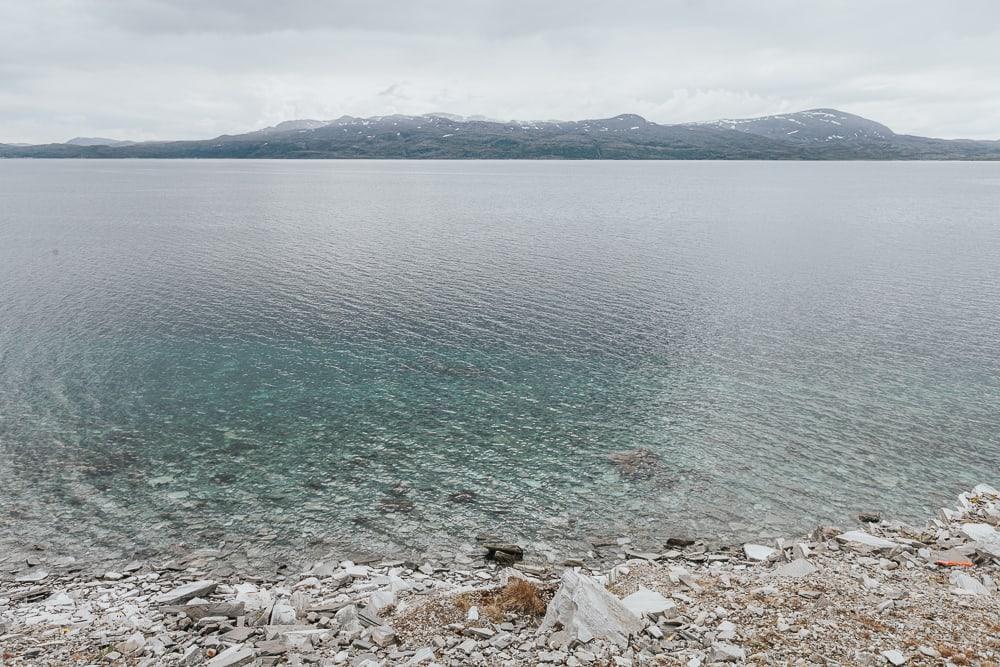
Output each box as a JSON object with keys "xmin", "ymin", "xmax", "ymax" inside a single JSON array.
[{"xmin": 3, "ymin": 0, "xmax": 1000, "ymax": 144}]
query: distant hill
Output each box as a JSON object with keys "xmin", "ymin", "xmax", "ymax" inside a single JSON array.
[
  {"xmin": 694, "ymin": 108, "xmax": 896, "ymax": 143},
  {"xmin": 3, "ymin": 109, "xmax": 998, "ymax": 160},
  {"xmin": 65, "ymin": 137, "xmax": 135, "ymax": 147}
]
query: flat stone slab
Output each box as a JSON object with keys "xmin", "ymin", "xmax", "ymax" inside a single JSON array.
[
  {"xmin": 15, "ymin": 569, "xmax": 49, "ymax": 583},
  {"xmin": 221, "ymin": 626, "xmax": 256, "ymax": 642},
  {"xmin": 161, "ymin": 602, "xmax": 244, "ymax": 620},
  {"xmin": 959, "ymin": 523, "xmax": 996, "ymax": 541},
  {"xmin": 204, "ymin": 644, "xmax": 255, "ymax": 667},
  {"xmin": 743, "ymin": 544, "xmax": 777, "ymax": 561},
  {"xmin": 836, "ymin": 531, "xmax": 897, "ymax": 550},
  {"xmin": 155, "ymin": 580, "xmax": 218, "ymax": 605},
  {"xmin": 949, "ymin": 571, "xmax": 991, "ymax": 596},
  {"xmin": 956, "ymin": 523, "xmax": 1000, "ymax": 557},
  {"xmin": 620, "ymin": 588, "xmax": 676, "ymax": 617},
  {"xmin": 771, "ymin": 558, "xmax": 818, "ymax": 578},
  {"xmin": 711, "ymin": 642, "xmax": 746, "ymax": 662}
]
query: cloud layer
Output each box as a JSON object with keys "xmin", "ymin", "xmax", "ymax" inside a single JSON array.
[{"xmin": 3, "ymin": 0, "xmax": 999, "ymax": 143}]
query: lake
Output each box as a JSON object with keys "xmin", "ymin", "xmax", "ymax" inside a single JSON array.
[{"xmin": 1, "ymin": 159, "xmax": 998, "ymax": 567}]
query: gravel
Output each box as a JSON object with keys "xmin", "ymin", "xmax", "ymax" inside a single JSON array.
[{"xmin": 1, "ymin": 484, "xmax": 998, "ymax": 666}]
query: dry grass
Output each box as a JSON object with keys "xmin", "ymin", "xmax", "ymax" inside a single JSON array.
[
  {"xmin": 455, "ymin": 579, "xmax": 549, "ymax": 622},
  {"xmin": 845, "ymin": 610, "xmax": 890, "ymax": 633}
]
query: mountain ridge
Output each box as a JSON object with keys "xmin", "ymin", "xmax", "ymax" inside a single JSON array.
[
  {"xmin": 65, "ymin": 137, "xmax": 136, "ymax": 147},
  {"xmin": 3, "ymin": 108, "xmax": 999, "ymax": 160}
]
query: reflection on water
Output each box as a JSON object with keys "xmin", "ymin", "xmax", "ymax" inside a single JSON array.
[{"xmin": 1, "ymin": 159, "xmax": 999, "ymax": 567}]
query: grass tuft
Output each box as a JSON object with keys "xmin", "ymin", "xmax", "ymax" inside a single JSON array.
[{"xmin": 455, "ymin": 578, "xmax": 548, "ymax": 622}]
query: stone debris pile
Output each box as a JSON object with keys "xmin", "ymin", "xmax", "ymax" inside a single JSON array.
[{"xmin": 1, "ymin": 484, "xmax": 998, "ymax": 666}]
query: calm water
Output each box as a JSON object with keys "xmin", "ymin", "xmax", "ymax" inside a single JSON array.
[{"xmin": 1, "ymin": 160, "xmax": 999, "ymax": 567}]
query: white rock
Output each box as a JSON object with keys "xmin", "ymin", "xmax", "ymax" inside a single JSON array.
[
  {"xmin": 43, "ymin": 591, "xmax": 75, "ymax": 608},
  {"xmin": 15, "ymin": 569, "xmax": 49, "ymax": 583},
  {"xmin": 710, "ymin": 642, "xmax": 745, "ymax": 662},
  {"xmin": 369, "ymin": 589, "xmax": 396, "ymax": 613},
  {"xmin": 960, "ymin": 523, "xmax": 996, "ymax": 541},
  {"xmin": 154, "ymin": 580, "xmax": 218, "ymax": 605},
  {"xmin": 330, "ymin": 570, "xmax": 352, "ymax": 588},
  {"xmin": 180, "ymin": 645, "xmax": 200, "ymax": 665},
  {"xmin": 343, "ymin": 563, "xmax": 369, "ymax": 577},
  {"xmin": 371, "ymin": 624, "xmax": 396, "ymax": 646},
  {"xmin": 620, "ymin": 587, "xmax": 675, "ymax": 617},
  {"xmin": 717, "ymin": 620, "xmax": 737, "ymax": 640},
  {"xmin": 743, "ymin": 544, "xmax": 776, "ymax": 561},
  {"xmin": 234, "ymin": 583, "xmax": 272, "ymax": 611},
  {"xmin": 466, "ymin": 605, "xmax": 480, "ymax": 621},
  {"xmin": 771, "ymin": 558, "xmax": 817, "ymax": 578},
  {"xmin": 490, "ymin": 631, "xmax": 514, "ymax": 649},
  {"xmin": 387, "ymin": 575, "xmax": 413, "ymax": 592},
  {"xmin": 293, "ymin": 576, "xmax": 321, "ymax": 590},
  {"xmin": 539, "ymin": 569, "xmax": 643, "ymax": 648},
  {"xmin": 881, "ymin": 649, "xmax": 907, "ymax": 665},
  {"xmin": 960, "ymin": 522, "xmax": 1000, "ymax": 557},
  {"xmin": 269, "ymin": 600, "xmax": 297, "ymax": 624},
  {"xmin": 467, "ymin": 626, "xmax": 494, "ymax": 639},
  {"xmin": 405, "ymin": 647, "xmax": 435, "ymax": 665},
  {"xmin": 949, "ymin": 571, "xmax": 991, "ymax": 596},
  {"xmin": 205, "ymin": 644, "xmax": 255, "ymax": 667},
  {"xmin": 116, "ymin": 632, "xmax": 146, "ymax": 655},
  {"xmin": 836, "ymin": 531, "xmax": 897, "ymax": 550},
  {"xmin": 334, "ymin": 604, "xmax": 362, "ymax": 632}
]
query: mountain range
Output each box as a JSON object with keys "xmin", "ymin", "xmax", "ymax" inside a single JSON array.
[{"xmin": 3, "ymin": 108, "xmax": 999, "ymax": 160}]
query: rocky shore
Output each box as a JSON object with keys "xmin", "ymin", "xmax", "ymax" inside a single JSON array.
[{"xmin": 2, "ymin": 485, "xmax": 998, "ymax": 666}]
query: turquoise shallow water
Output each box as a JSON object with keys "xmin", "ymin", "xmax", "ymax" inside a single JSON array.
[{"xmin": 1, "ymin": 160, "xmax": 999, "ymax": 565}]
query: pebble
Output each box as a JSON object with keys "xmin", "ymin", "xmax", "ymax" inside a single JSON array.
[{"xmin": 881, "ymin": 649, "xmax": 907, "ymax": 665}]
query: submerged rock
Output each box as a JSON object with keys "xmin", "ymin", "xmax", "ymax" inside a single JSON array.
[
  {"xmin": 378, "ymin": 496, "xmax": 415, "ymax": 514},
  {"xmin": 447, "ymin": 490, "xmax": 477, "ymax": 504},
  {"xmin": 483, "ymin": 543, "xmax": 524, "ymax": 567},
  {"xmin": 607, "ymin": 448, "xmax": 662, "ymax": 480}
]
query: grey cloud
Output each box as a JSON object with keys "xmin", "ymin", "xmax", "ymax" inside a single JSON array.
[{"xmin": 2, "ymin": 1, "xmax": 999, "ymax": 143}]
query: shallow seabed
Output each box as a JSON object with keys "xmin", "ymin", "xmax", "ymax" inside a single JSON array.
[{"xmin": 1, "ymin": 160, "xmax": 998, "ymax": 567}]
